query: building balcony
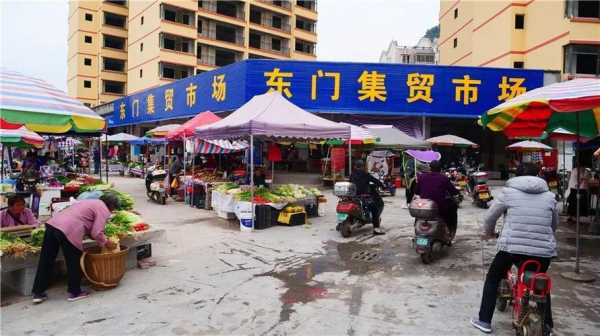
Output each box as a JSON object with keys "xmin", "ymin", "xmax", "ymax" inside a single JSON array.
[
  {"xmin": 198, "ymin": 1, "xmax": 246, "ymax": 20},
  {"xmin": 254, "ymin": 0, "xmax": 292, "ymax": 15},
  {"xmin": 100, "ymin": 47, "xmax": 127, "ymax": 60},
  {"xmin": 101, "ymin": 25, "xmax": 128, "ymax": 39},
  {"xmin": 101, "ymin": 2, "xmax": 128, "ymax": 16},
  {"xmin": 248, "ymin": 46, "xmax": 290, "ymax": 58},
  {"xmin": 197, "ymin": 34, "xmax": 247, "ymax": 53},
  {"xmin": 249, "ymin": 22, "xmax": 291, "ymax": 39},
  {"xmin": 294, "ymin": 28, "xmax": 317, "ymax": 43},
  {"xmin": 100, "ymin": 70, "xmax": 127, "ymax": 82},
  {"xmin": 197, "ymin": 8, "xmax": 247, "ymax": 28},
  {"xmin": 159, "ymin": 48, "xmax": 198, "ymax": 68},
  {"xmin": 160, "ymin": 20, "xmax": 198, "ymax": 40}
]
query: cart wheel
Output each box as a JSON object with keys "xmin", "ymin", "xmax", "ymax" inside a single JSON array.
[
  {"xmin": 496, "ymin": 297, "xmax": 508, "ymax": 312},
  {"xmin": 420, "ymin": 252, "xmax": 433, "ymax": 264},
  {"xmin": 340, "ymin": 220, "xmax": 352, "ymax": 238}
]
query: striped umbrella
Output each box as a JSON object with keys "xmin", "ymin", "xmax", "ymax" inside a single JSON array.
[
  {"xmin": 0, "ymin": 69, "xmax": 105, "ymax": 133},
  {"xmin": 481, "ymin": 78, "xmax": 600, "ymax": 281},
  {"xmin": 480, "ymin": 78, "xmax": 600, "ymax": 139},
  {"xmin": 0, "ymin": 126, "xmax": 44, "ymax": 148}
]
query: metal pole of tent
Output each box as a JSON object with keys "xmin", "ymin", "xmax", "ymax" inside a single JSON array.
[
  {"xmin": 1, "ymin": 145, "xmax": 4, "ymax": 181},
  {"xmin": 348, "ymin": 141, "xmax": 352, "ymax": 177},
  {"xmin": 98, "ymin": 137, "xmax": 103, "ymax": 181},
  {"xmin": 250, "ymin": 135, "xmax": 255, "ymax": 230},
  {"xmin": 191, "ymin": 138, "xmax": 196, "ymax": 208},
  {"xmin": 105, "ymin": 133, "xmax": 109, "ymax": 183},
  {"xmin": 575, "ymin": 112, "xmax": 581, "ymax": 274},
  {"xmin": 183, "ymin": 135, "xmax": 187, "ymax": 203},
  {"xmin": 562, "ymin": 141, "xmax": 567, "ymax": 212}
]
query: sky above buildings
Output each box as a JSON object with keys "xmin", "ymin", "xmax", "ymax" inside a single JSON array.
[{"xmin": 0, "ymin": 0, "xmax": 439, "ymax": 91}]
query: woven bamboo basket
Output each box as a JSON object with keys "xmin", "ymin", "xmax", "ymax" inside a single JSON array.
[{"xmin": 80, "ymin": 246, "xmax": 129, "ymax": 290}]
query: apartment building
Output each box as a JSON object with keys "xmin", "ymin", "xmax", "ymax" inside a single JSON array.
[
  {"xmin": 379, "ymin": 37, "xmax": 438, "ymax": 64},
  {"xmin": 67, "ymin": 0, "xmax": 318, "ymax": 107},
  {"xmin": 438, "ymin": 0, "xmax": 600, "ymax": 78}
]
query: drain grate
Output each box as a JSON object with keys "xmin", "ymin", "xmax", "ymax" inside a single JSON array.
[{"xmin": 351, "ymin": 250, "xmax": 381, "ymax": 262}]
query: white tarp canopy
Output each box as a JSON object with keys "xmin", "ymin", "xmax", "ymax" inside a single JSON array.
[{"xmin": 362, "ymin": 125, "xmax": 430, "ymax": 149}]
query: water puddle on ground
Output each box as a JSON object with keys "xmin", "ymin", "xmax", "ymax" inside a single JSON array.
[{"xmin": 255, "ymin": 238, "xmax": 401, "ymax": 322}]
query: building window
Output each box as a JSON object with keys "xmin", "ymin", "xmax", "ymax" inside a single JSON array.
[
  {"xmin": 85, "ymin": 13, "xmax": 93, "ymax": 21},
  {"xmin": 103, "ymin": 57, "xmax": 125, "ymax": 72},
  {"xmin": 272, "ymin": 16, "xmax": 282, "ymax": 29},
  {"xmin": 139, "ymin": 69, "xmax": 143, "ymax": 78},
  {"xmin": 84, "ymin": 35, "xmax": 92, "ymax": 43},
  {"xmin": 103, "ymin": 80, "xmax": 125, "ymax": 94},
  {"xmin": 454, "ymin": 8, "xmax": 458, "ymax": 19},
  {"xmin": 402, "ymin": 54, "xmax": 410, "ymax": 63},
  {"xmin": 249, "ymin": 33, "xmax": 261, "ymax": 49},
  {"xmin": 515, "ymin": 14, "xmax": 525, "ymax": 29},
  {"xmin": 140, "ymin": 43, "xmax": 143, "ymax": 51},
  {"xmin": 295, "ymin": 39, "xmax": 314, "ymax": 55},
  {"xmin": 566, "ymin": 0, "xmax": 600, "ymax": 18},
  {"xmin": 271, "ymin": 38, "xmax": 281, "ymax": 51},
  {"xmin": 160, "ymin": 63, "xmax": 192, "ymax": 80},
  {"xmin": 141, "ymin": 16, "xmax": 144, "ymax": 25},
  {"xmin": 84, "ymin": 58, "xmax": 92, "ymax": 66},
  {"xmin": 83, "ymin": 80, "xmax": 91, "ymax": 88},
  {"xmin": 104, "ymin": 12, "xmax": 126, "ymax": 28},
  {"xmin": 564, "ymin": 44, "xmax": 600, "ymax": 75},
  {"xmin": 198, "ymin": 19, "xmax": 203, "ymax": 34},
  {"xmin": 453, "ymin": 38, "xmax": 458, "ymax": 48},
  {"xmin": 513, "ymin": 61, "xmax": 524, "ymax": 68},
  {"xmin": 103, "ymin": 35, "xmax": 125, "ymax": 50}
]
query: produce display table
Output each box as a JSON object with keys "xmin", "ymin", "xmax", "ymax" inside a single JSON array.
[
  {"xmin": 128, "ymin": 167, "xmax": 145, "ymax": 178},
  {"xmin": 1, "ymin": 228, "xmax": 165, "ymax": 296}
]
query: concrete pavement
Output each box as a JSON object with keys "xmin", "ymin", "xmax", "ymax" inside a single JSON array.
[{"xmin": 2, "ymin": 176, "xmax": 599, "ymax": 335}]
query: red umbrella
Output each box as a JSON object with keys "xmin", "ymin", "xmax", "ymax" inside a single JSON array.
[{"xmin": 166, "ymin": 111, "xmax": 221, "ymax": 140}]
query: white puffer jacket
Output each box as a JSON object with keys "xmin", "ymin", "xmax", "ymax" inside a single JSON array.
[{"xmin": 484, "ymin": 176, "xmax": 558, "ymax": 258}]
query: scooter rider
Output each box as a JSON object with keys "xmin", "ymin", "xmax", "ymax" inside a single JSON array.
[
  {"xmin": 415, "ymin": 160, "xmax": 460, "ymax": 239},
  {"xmin": 350, "ymin": 160, "xmax": 385, "ymax": 235},
  {"xmin": 471, "ymin": 163, "xmax": 557, "ymax": 334}
]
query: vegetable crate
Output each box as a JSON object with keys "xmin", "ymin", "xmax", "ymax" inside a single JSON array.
[
  {"xmin": 277, "ymin": 206, "xmax": 306, "ymax": 226},
  {"xmin": 255, "ymin": 205, "xmax": 278, "ymax": 230}
]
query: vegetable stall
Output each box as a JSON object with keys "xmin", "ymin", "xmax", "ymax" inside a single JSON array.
[{"xmin": 195, "ymin": 91, "xmax": 350, "ymax": 231}]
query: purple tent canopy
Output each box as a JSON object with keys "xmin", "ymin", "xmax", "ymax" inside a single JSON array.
[
  {"xmin": 405, "ymin": 150, "xmax": 441, "ymax": 163},
  {"xmin": 195, "ymin": 92, "xmax": 350, "ymax": 140}
]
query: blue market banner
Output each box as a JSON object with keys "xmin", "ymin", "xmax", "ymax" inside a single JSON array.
[{"xmin": 107, "ymin": 60, "xmax": 544, "ymax": 127}]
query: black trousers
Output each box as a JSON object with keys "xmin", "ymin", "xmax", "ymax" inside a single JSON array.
[
  {"xmin": 32, "ymin": 225, "xmax": 83, "ymax": 296},
  {"xmin": 367, "ymin": 195, "xmax": 384, "ymax": 228},
  {"xmin": 441, "ymin": 204, "xmax": 458, "ymax": 238},
  {"xmin": 479, "ymin": 250, "xmax": 553, "ymax": 327},
  {"xmin": 567, "ymin": 188, "xmax": 589, "ymax": 217}
]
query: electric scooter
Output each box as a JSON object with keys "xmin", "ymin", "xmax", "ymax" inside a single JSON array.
[
  {"xmin": 497, "ymin": 260, "xmax": 553, "ymax": 336},
  {"xmin": 334, "ymin": 182, "xmax": 379, "ymax": 238},
  {"xmin": 408, "ymin": 197, "xmax": 454, "ymax": 264}
]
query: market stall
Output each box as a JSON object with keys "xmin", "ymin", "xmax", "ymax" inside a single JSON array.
[
  {"xmin": 322, "ymin": 122, "xmax": 377, "ymax": 185},
  {"xmin": 102, "ymin": 133, "xmax": 141, "ymax": 176},
  {"xmin": 196, "ymin": 91, "xmax": 350, "ymax": 230}
]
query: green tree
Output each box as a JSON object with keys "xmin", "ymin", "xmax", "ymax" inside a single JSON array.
[{"xmin": 424, "ymin": 25, "xmax": 440, "ymax": 39}]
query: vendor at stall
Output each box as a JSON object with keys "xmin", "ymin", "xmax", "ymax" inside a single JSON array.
[
  {"xmin": 0, "ymin": 195, "xmax": 39, "ymax": 230},
  {"xmin": 253, "ymin": 167, "xmax": 268, "ymax": 188},
  {"xmin": 31, "ymin": 193, "xmax": 119, "ymax": 304}
]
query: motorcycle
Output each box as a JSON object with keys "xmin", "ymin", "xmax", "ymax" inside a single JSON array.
[
  {"xmin": 408, "ymin": 197, "xmax": 453, "ymax": 264},
  {"xmin": 541, "ymin": 167, "xmax": 560, "ymax": 200},
  {"xmin": 376, "ymin": 170, "xmax": 397, "ymax": 196},
  {"xmin": 497, "ymin": 260, "xmax": 553, "ymax": 336},
  {"xmin": 447, "ymin": 168, "xmax": 466, "ymax": 205},
  {"xmin": 468, "ymin": 170, "xmax": 492, "ymax": 208},
  {"xmin": 145, "ymin": 166, "xmax": 167, "ymax": 205},
  {"xmin": 334, "ymin": 182, "xmax": 377, "ymax": 238}
]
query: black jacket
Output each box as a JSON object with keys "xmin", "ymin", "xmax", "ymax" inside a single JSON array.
[{"xmin": 350, "ymin": 170, "xmax": 384, "ymax": 196}]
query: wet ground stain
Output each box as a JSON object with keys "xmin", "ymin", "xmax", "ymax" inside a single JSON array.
[{"xmin": 254, "ymin": 235, "xmax": 486, "ymax": 325}]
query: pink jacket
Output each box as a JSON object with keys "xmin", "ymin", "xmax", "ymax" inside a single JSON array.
[{"xmin": 47, "ymin": 199, "xmax": 111, "ymax": 251}]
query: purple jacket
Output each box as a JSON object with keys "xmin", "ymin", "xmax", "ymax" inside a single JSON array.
[{"xmin": 415, "ymin": 172, "xmax": 459, "ymax": 213}]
